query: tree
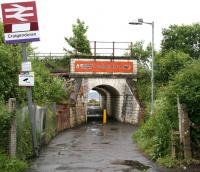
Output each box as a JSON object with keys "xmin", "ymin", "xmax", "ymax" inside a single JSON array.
[
  {"xmin": 0, "ymin": 23, "xmax": 24, "ymax": 101},
  {"xmin": 161, "ymin": 24, "xmax": 200, "ymax": 59},
  {"xmin": 171, "ymin": 60, "xmax": 200, "ymax": 144},
  {"xmin": 128, "ymin": 41, "xmax": 152, "ymax": 104},
  {"xmin": 128, "ymin": 41, "xmax": 152, "ymax": 69},
  {"xmin": 155, "ymin": 51, "xmax": 191, "ymax": 85},
  {"xmin": 64, "ymin": 18, "xmax": 91, "ymax": 55}
]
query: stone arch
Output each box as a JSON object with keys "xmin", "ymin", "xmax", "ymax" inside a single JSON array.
[{"xmin": 85, "ymin": 78, "xmax": 127, "ymax": 120}]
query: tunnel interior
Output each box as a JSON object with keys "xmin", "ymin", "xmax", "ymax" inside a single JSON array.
[{"xmin": 87, "ymin": 84, "xmax": 120, "ymax": 122}]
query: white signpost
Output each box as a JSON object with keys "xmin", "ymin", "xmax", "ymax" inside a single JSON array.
[{"xmin": 21, "ymin": 61, "xmax": 32, "ymax": 72}]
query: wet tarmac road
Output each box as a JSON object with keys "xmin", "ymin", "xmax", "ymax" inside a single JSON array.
[{"xmin": 27, "ymin": 121, "xmax": 194, "ymax": 172}]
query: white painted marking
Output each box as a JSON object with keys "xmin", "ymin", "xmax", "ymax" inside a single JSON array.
[
  {"xmin": 5, "ymin": 4, "xmax": 34, "ymax": 21},
  {"xmin": 12, "ymin": 23, "xmax": 30, "ymax": 32}
]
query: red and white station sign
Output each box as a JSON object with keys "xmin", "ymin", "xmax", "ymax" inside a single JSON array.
[
  {"xmin": 1, "ymin": 1, "xmax": 39, "ymax": 44},
  {"xmin": 1, "ymin": 1, "xmax": 38, "ymax": 24}
]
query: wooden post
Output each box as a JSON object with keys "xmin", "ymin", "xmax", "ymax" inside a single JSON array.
[
  {"xmin": 8, "ymin": 98, "xmax": 16, "ymax": 157},
  {"xmin": 177, "ymin": 96, "xmax": 192, "ymax": 159},
  {"xmin": 171, "ymin": 130, "xmax": 176, "ymax": 158},
  {"xmin": 177, "ymin": 95, "xmax": 183, "ymax": 157},
  {"xmin": 94, "ymin": 41, "xmax": 96, "ymax": 56},
  {"xmin": 112, "ymin": 42, "xmax": 115, "ymax": 56},
  {"xmin": 181, "ymin": 104, "xmax": 192, "ymax": 159}
]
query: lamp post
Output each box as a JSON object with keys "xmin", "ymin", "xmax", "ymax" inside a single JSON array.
[{"xmin": 129, "ymin": 18, "xmax": 155, "ymax": 115}]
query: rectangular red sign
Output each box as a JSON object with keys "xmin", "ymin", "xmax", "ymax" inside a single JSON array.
[
  {"xmin": 75, "ymin": 61, "xmax": 134, "ymax": 73},
  {"xmin": 1, "ymin": 1, "xmax": 38, "ymax": 24}
]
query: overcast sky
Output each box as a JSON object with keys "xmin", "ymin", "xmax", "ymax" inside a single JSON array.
[{"xmin": 1, "ymin": 0, "xmax": 200, "ymax": 54}]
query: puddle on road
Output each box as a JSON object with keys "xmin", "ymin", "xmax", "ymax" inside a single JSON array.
[
  {"xmin": 91, "ymin": 128, "xmax": 101, "ymax": 132},
  {"xmin": 110, "ymin": 127, "xmax": 119, "ymax": 131},
  {"xmin": 55, "ymin": 166, "xmax": 101, "ymax": 171},
  {"xmin": 92, "ymin": 142, "xmax": 110, "ymax": 145},
  {"xmin": 56, "ymin": 143, "xmax": 67, "ymax": 147},
  {"xmin": 111, "ymin": 160, "xmax": 150, "ymax": 171}
]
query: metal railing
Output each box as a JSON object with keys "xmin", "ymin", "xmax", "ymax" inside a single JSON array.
[
  {"xmin": 29, "ymin": 41, "xmax": 134, "ymax": 59},
  {"xmin": 90, "ymin": 41, "xmax": 133, "ymax": 56}
]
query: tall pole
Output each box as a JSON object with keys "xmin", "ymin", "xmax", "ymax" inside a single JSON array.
[
  {"xmin": 151, "ymin": 22, "xmax": 154, "ymax": 115},
  {"xmin": 22, "ymin": 43, "xmax": 38, "ymax": 157}
]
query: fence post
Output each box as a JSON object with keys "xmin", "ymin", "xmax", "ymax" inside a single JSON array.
[
  {"xmin": 8, "ymin": 98, "xmax": 16, "ymax": 157},
  {"xmin": 112, "ymin": 41, "xmax": 115, "ymax": 56},
  {"xmin": 177, "ymin": 96, "xmax": 192, "ymax": 159},
  {"xmin": 181, "ymin": 104, "xmax": 192, "ymax": 159}
]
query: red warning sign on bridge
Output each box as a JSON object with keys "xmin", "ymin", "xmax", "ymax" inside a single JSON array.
[{"xmin": 75, "ymin": 61, "xmax": 135, "ymax": 73}]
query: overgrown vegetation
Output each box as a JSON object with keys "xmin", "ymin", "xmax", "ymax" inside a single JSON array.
[
  {"xmin": 0, "ymin": 154, "xmax": 28, "ymax": 172},
  {"xmin": 134, "ymin": 23, "xmax": 200, "ymax": 167},
  {"xmin": 0, "ymin": 102, "xmax": 14, "ymax": 153},
  {"xmin": 0, "ymin": 20, "xmax": 71, "ymax": 171}
]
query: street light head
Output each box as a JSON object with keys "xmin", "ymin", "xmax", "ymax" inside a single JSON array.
[
  {"xmin": 129, "ymin": 22, "xmax": 142, "ymax": 25},
  {"xmin": 129, "ymin": 18, "xmax": 143, "ymax": 25}
]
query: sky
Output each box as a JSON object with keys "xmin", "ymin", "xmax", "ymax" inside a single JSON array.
[{"xmin": 1, "ymin": 0, "xmax": 200, "ymax": 55}]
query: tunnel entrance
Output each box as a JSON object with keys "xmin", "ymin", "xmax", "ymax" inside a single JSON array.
[{"xmin": 87, "ymin": 85, "xmax": 120, "ymax": 123}]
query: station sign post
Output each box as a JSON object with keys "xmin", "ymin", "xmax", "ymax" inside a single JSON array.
[{"xmin": 1, "ymin": 1, "xmax": 39, "ymax": 157}]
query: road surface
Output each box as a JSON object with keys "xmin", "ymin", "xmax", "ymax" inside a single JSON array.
[{"xmin": 27, "ymin": 120, "xmax": 189, "ymax": 172}]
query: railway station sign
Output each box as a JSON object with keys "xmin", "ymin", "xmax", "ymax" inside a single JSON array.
[{"xmin": 1, "ymin": 1, "xmax": 39, "ymax": 44}]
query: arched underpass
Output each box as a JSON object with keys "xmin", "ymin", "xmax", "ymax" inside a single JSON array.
[
  {"xmin": 84, "ymin": 78, "xmax": 140, "ymax": 124},
  {"xmin": 91, "ymin": 85, "xmax": 120, "ymax": 120}
]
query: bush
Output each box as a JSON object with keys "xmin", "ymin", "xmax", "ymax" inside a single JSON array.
[
  {"xmin": 43, "ymin": 108, "xmax": 56, "ymax": 144},
  {"xmin": 0, "ymin": 154, "xmax": 28, "ymax": 172},
  {"xmin": 134, "ymin": 59, "xmax": 200, "ymax": 164},
  {"xmin": 0, "ymin": 103, "xmax": 14, "ymax": 153},
  {"xmin": 32, "ymin": 59, "xmax": 69, "ymax": 104},
  {"xmin": 170, "ymin": 60, "xmax": 200, "ymax": 155},
  {"xmin": 16, "ymin": 109, "xmax": 33, "ymax": 160},
  {"xmin": 134, "ymin": 88, "xmax": 178, "ymax": 161}
]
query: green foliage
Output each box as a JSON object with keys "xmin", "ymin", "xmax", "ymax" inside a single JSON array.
[
  {"xmin": 161, "ymin": 23, "xmax": 200, "ymax": 59},
  {"xmin": 155, "ymin": 51, "xmax": 191, "ymax": 85},
  {"xmin": 157, "ymin": 156, "xmax": 177, "ymax": 168},
  {"xmin": 0, "ymin": 103, "xmax": 14, "ymax": 153},
  {"xmin": 16, "ymin": 109, "xmax": 33, "ymax": 160},
  {"xmin": 170, "ymin": 60, "xmax": 200, "ymax": 147},
  {"xmin": 32, "ymin": 59, "xmax": 69, "ymax": 104},
  {"xmin": 134, "ymin": 91, "xmax": 178, "ymax": 160},
  {"xmin": 0, "ymin": 42, "xmax": 22, "ymax": 101},
  {"xmin": 42, "ymin": 56, "xmax": 71, "ymax": 72},
  {"xmin": 88, "ymin": 99, "xmax": 100, "ymax": 106},
  {"xmin": 43, "ymin": 108, "xmax": 56, "ymax": 144},
  {"xmin": 0, "ymin": 154, "xmax": 28, "ymax": 172},
  {"xmin": 135, "ymin": 59, "xmax": 200, "ymax": 163},
  {"xmin": 130, "ymin": 41, "xmax": 152, "ymax": 107},
  {"xmin": 136, "ymin": 66, "xmax": 151, "ymax": 104},
  {"xmin": 0, "ymin": 22, "xmax": 33, "ymax": 102},
  {"xmin": 64, "ymin": 18, "xmax": 91, "ymax": 55},
  {"xmin": 130, "ymin": 41, "xmax": 152, "ymax": 67},
  {"xmin": 134, "ymin": 22, "xmax": 200, "ymax": 167}
]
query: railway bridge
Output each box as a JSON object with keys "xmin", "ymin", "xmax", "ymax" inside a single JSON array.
[
  {"xmin": 38, "ymin": 42, "xmax": 143, "ymax": 126},
  {"xmin": 68, "ymin": 55, "xmax": 141, "ymax": 125}
]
